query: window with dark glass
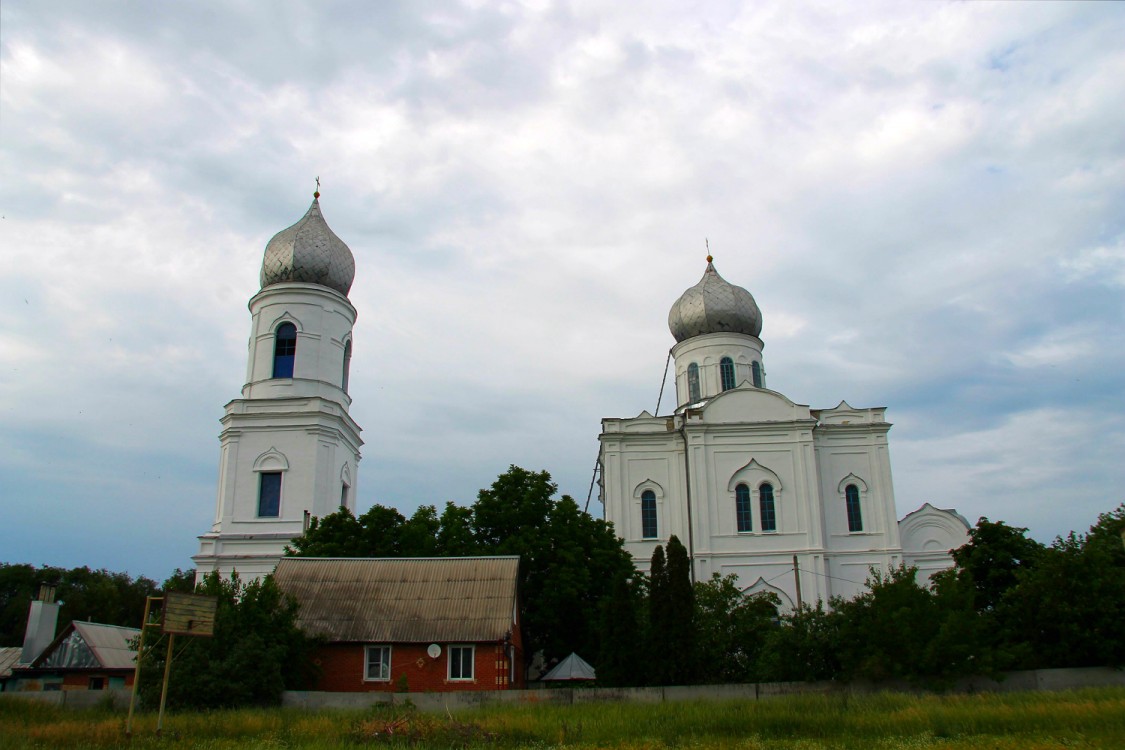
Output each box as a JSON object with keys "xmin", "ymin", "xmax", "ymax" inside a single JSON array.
[
  {"xmin": 735, "ymin": 483, "xmax": 752, "ymax": 532},
  {"xmin": 340, "ymin": 483, "xmax": 349, "ymax": 509},
  {"xmin": 759, "ymin": 483, "xmax": 776, "ymax": 532},
  {"xmin": 687, "ymin": 362, "xmax": 701, "ymax": 402},
  {"xmin": 846, "ymin": 484, "xmax": 863, "ymax": 532},
  {"xmin": 720, "ymin": 357, "xmax": 736, "ymax": 391},
  {"xmin": 258, "ymin": 472, "xmax": 282, "ymax": 517},
  {"xmin": 641, "ymin": 490, "xmax": 658, "ymax": 539},
  {"xmin": 751, "ymin": 361, "xmax": 762, "ymax": 388},
  {"xmin": 342, "ymin": 340, "xmax": 352, "ymax": 393},
  {"xmin": 365, "ymin": 645, "xmax": 391, "ymax": 681},
  {"xmin": 449, "ymin": 645, "xmax": 474, "ymax": 680},
  {"xmin": 273, "ymin": 323, "xmax": 297, "ymax": 378}
]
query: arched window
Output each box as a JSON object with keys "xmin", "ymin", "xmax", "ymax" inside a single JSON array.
[
  {"xmin": 258, "ymin": 472, "xmax": 282, "ymax": 517},
  {"xmin": 720, "ymin": 357, "xmax": 736, "ymax": 391},
  {"xmin": 751, "ymin": 361, "xmax": 762, "ymax": 388},
  {"xmin": 273, "ymin": 323, "xmax": 297, "ymax": 378},
  {"xmin": 735, "ymin": 483, "xmax": 753, "ymax": 532},
  {"xmin": 687, "ymin": 363, "xmax": 701, "ymax": 402},
  {"xmin": 641, "ymin": 490, "xmax": 658, "ymax": 539},
  {"xmin": 759, "ymin": 483, "xmax": 776, "ymax": 532},
  {"xmin": 342, "ymin": 340, "xmax": 352, "ymax": 393},
  {"xmin": 845, "ymin": 484, "xmax": 863, "ymax": 532}
]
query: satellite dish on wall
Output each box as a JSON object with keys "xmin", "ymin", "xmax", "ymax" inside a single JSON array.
[{"xmin": 427, "ymin": 644, "xmax": 441, "ymax": 659}]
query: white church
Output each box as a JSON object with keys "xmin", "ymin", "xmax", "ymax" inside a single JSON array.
[
  {"xmin": 598, "ymin": 257, "xmax": 970, "ymax": 610},
  {"xmin": 193, "ymin": 193, "xmax": 969, "ymax": 607}
]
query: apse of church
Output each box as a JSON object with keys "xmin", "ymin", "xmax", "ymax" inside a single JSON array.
[
  {"xmin": 194, "ymin": 192, "xmax": 364, "ymax": 582},
  {"xmin": 599, "ymin": 256, "xmax": 969, "ymax": 610}
]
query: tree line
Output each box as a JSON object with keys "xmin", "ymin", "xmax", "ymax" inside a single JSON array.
[
  {"xmin": 595, "ymin": 505, "xmax": 1125, "ymax": 687},
  {"xmin": 3, "ymin": 465, "xmax": 1120, "ymax": 705}
]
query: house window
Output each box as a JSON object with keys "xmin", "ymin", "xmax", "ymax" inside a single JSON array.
[
  {"xmin": 845, "ymin": 484, "xmax": 863, "ymax": 532},
  {"xmin": 258, "ymin": 472, "xmax": 282, "ymax": 517},
  {"xmin": 641, "ymin": 490, "xmax": 658, "ymax": 539},
  {"xmin": 449, "ymin": 645, "xmax": 474, "ymax": 680},
  {"xmin": 735, "ymin": 483, "xmax": 752, "ymax": 532},
  {"xmin": 342, "ymin": 340, "xmax": 352, "ymax": 393},
  {"xmin": 273, "ymin": 323, "xmax": 297, "ymax": 378},
  {"xmin": 88, "ymin": 677, "xmax": 105, "ymax": 691},
  {"xmin": 365, "ymin": 645, "xmax": 391, "ymax": 681},
  {"xmin": 720, "ymin": 357, "xmax": 735, "ymax": 391},
  {"xmin": 759, "ymin": 483, "xmax": 776, "ymax": 532},
  {"xmin": 751, "ymin": 361, "xmax": 762, "ymax": 388}
]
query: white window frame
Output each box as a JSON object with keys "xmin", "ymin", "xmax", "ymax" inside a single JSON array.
[
  {"xmin": 448, "ymin": 644, "xmax": 475, "ymax": 681},
  {"xmin": 364, "ymin": 645, "xmax": 392, "ymax": 682}
]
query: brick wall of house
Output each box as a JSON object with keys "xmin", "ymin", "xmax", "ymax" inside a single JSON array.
[
  {"xmin": 312, "ymin": 641, "xmax": 525, "ymax": 693},
  {"xmin": 60, "ymin": 671, "xmax": 134, "ymax": 690}
]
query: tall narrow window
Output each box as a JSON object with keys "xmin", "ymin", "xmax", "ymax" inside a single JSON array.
[
  {"xmin": 751, "ymin": 361, "xmax": 762, "ymax": 388},
  {"xmin": 759, "ymin": 483, "xmax": 776, "ymax": 532},
  {"xmin": 641, "ymin": 490, "xmax": 658, "ymax": 539},
  {"xmin": 342, "ymin": 340, "xmax": 352, "ymax": 393},
  {"xmin": 735, "ymin": 483, "xmax": 753, "ymax": 532},
  {"xmin": 687, "ymin": 362, "xmax": 701, "ymax": 402},
  {"xmin": 720, "ymin": 357, "xmax": 736, "ymax": 391},
  {"xmin": 340, "ymin": 483, "xmax": 349, "ymax": 509},
  {"xmin": 258, "ymin": 472, "xmax": 282, "ymax": 517},
  {"xmin": 273, "ymin": 323, "xmax": 297, "ymax": 378},
  {"xmin": 449, "ymin": 645, "xmax": 474, "ymax": 680},
  {"xmin": 845, "ymin": 484, "xmax": 863, "ymax": 532}
]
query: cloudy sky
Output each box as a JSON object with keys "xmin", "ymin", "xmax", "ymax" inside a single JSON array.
[{"xmin": 1, "ymin": 1, "xmax": 1122, "ymax": 582}]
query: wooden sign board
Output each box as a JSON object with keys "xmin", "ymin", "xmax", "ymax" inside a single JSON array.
[{"xmin": 161, "ymin": 592, "xmax": 218, "ymax": 637}]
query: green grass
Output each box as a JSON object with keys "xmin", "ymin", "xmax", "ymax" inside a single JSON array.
[{"xmin": 1, "ymin": 687, "xmax": 1122, "ymax": 749}]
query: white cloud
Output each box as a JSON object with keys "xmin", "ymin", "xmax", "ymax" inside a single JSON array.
[{"xmin": 1, "ymin": 0, "xmax": 1122, "ymax": 578}]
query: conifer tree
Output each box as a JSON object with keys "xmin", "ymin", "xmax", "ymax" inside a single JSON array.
[
  {"xmin": 646, "ymin": 543, "xmax": 669, "ymax": 685},
  {"xmin": 664, "ymin": 535, "xmax": 697, "ymax": 684}
]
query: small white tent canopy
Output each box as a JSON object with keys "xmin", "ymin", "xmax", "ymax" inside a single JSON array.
[{"xmin": 542, "ymin": 652, "xmax": 596, "ymax": 681}]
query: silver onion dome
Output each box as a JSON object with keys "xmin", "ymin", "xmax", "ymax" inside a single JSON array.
[
  {"xmin": 260, "ymin": 195, "xmax": 355, "ymax": 296},
  {"xmin": 668, "ymin": 257, "xmax": 762, "ymax": 342}
]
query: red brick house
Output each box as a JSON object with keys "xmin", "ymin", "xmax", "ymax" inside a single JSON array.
[
  {"xmin": 273, "ymin": 556, "xmax": 524, "ymax": 692},
  {"xmin": 8, "ymin": 621, "xmax": 139, "ymax": 692}
]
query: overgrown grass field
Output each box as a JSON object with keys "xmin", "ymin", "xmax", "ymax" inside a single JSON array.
[{"xmin": 2, "ymin": 688, "xmax": 1122, "ymax": 749}]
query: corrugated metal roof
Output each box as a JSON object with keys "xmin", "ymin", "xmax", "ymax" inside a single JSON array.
[
  {"xmin": 73, "ymin": 622, "xmax": 140, "ymax": 670},
  {"xmin": 273, "ymin": 557, "xmax": 520, "ymax": 643},
  {"xmin": 31, "ymin": 621, "xmax": 139, "ymax": 671}
]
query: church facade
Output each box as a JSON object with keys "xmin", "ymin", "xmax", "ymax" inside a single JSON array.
[
  {"xmin": 193, "ymin": 193, "xmax": 363, "ymax": 581},
  {"xmin": 599, "ymin": 258, "xmax": 969, "ymax": 610}
]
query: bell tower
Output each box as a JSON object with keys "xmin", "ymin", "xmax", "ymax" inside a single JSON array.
[{"xmin": 194, "ymin": 191, "xmax": 364, "ymax": 581}]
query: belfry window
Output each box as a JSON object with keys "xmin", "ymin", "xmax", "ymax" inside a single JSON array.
[
  {"xmin": 273, "ymin": 323, "xmax": 297, "ymax": 378},
  {"xmin": 759, "ymin": 483, "xmax": 776, "ymax": 532},
  {"xmin": 258, "ymin": 472, "xmax": 282, "ymax": 517},
  {"xmin": 687, "ymin": 363, "xmax": 701, "ymax": 402},
  {"xmin": 845, "ymin": 484, "xmax": 863, "ymax": 532},
  {"xmin": 641, "ymin": 490, "xmax": 658, "ymax": 539},
  {"xmin": 720, "ymin": 357, "xmax": 736, "ymax": 391},
  {"xmin": 342, "ymin": 340, "xmax": 352, "ymax": 393},
  {"xmin": 735, "ymin": 483, "xmax": 752, "ymax": 532},
  {"xmin": 751, "ymin": 361, "xmax": 762, "ymax": 388}
]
